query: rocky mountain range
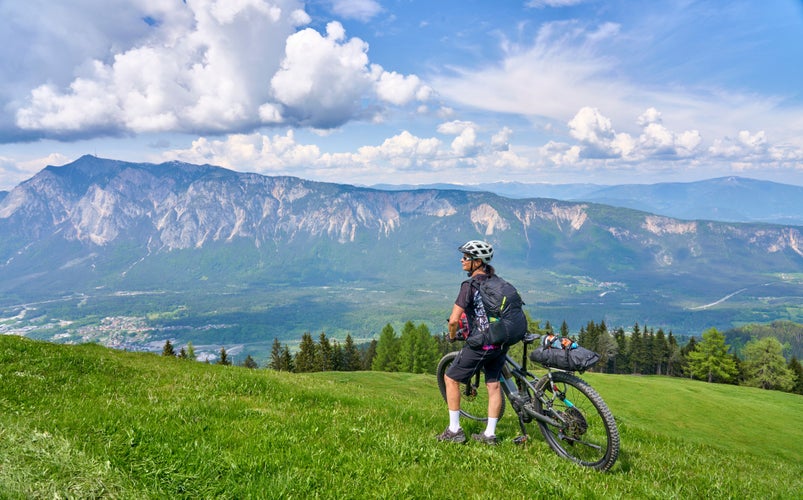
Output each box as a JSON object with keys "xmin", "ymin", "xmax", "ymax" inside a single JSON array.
[{"xmin": 1, "ymin": 155, "xmax": 802, "ymax": 353}]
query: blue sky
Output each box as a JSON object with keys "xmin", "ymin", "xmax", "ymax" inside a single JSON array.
[{"xmin": 1, "ymin": 0, "xmax": 802, "ymax": 191}]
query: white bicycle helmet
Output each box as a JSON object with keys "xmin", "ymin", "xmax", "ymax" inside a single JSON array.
[{"xmin": 458, "ymin": 240, "xmax": 494, "ymax": 263}]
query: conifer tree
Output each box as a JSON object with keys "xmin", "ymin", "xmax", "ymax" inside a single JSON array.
[
  {"xmin": 741, "ymin": 337, "xmax": 794, "ymax": 391},
  {"xmin": 628, "ymin": 323, "xmax": 644, "ymax": 374},
  {"xmin": 583, "ymin": 320, "xmax": 601, "ymax": 351},
  {"xmin": 681, "ymin": 336, "xmax": 698, "ymax": 378},
  {"xmin": 316, "ymin": 332, "xmax": 333, "ymax": 371},
  {"xmin": 667, "ymin": 333, "xmax": 682, "ymax": 377},
  {"xmin": 577, "ymin": 325, "xmax": 588, "ymax": 347},
  {"xmin": 362, "ymin": 339, "xmax": 377, "ymax": 370},
  {"xmin": 788, "ymin": 357, "xmax": 803, "ymax": 395},
  {"xmin": 613, "ymin": 327, "xmax": 628, "ymax": 374},
  {"xmin": 413, "ymin": 323, "xmax": 439, "ymax": 374},
  {"xmin": 642, "ymin": 327, "xmax": 655, "ymax": 374},
  {"xmin": 217, "ymin": 346, "xmax": 231, "ymax": 365},
  {"xmin": 372, "ymin": 323, "xmax": 399, "ymax": 372},
  {"xmin": 185, "ymin": 341, "xmax": 195, "ymax": 361},
  {"xmin": 653, "ymin": 329, "xmax": 669, "ymax": 375},
  {"xmin": 331, "ymin": 340, "xmax": 343, "ymax": 371},
  {"xmin": 294, "ymin": 333, "xmax": 317, "ymax": 372},
  {"xmin": 731, "ymin": 353, "xmax": 744, "ymax": 385},
  {"xmin": 342, "ymin": 334, "xmax": 363, "ymax": 371},
  {"xmin": 398, "ymin": 321, "xmax": 418, "ymax": 373},
  {"xmin": 242, "ymin": 355, "xmax": 258, "ymax": 369},
  {"xmin": 162, "ymin": 340, "xmax": 175, "ymax": 357},
  {"xmin": 269, "ymin": 338, "xmax": 283, "ymax": 370},
  {"xmin": 280, "ymin": 345, "xmax": 294, "ymax": 372},
  {"xmin": 687, "ymin": 328, "xmax": 737, "ymax": 383}
]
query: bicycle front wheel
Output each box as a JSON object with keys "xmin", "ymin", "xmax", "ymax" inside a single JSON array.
[
  {"xmin": 533, "ymin": 371, "xmax": 619, "ymax": 472},
  {"xmin": 436, "ymin": 351, "xmax": 504, "ymax": 422}
]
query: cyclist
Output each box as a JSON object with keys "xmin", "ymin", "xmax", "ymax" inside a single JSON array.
[{"xmin": 438, "ymin": 239, "xmax": 509, "ymax": 445}]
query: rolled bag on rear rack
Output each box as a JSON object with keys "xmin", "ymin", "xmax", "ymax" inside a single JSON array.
[{"xmin": 529, "ymin": 344, "xmax": 601, "ymax": 372}]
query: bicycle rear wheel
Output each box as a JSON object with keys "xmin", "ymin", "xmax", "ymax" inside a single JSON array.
[
  {"xmin": 533, "ymin": 371, "xmax": 619, "ymax": 472},
  {"xmin": 436, "ymin": 351, "xmax": 504, "ymax": 422}
]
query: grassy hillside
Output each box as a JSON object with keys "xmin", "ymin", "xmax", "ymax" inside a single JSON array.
[{"xmin": 1, "ymin": 336, "xmax": 801, "ymax": 499}]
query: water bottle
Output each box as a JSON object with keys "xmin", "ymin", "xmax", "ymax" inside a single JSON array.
[{"xmin": 543, "ymin": 334, "xmax": 578, "ymax": 350}]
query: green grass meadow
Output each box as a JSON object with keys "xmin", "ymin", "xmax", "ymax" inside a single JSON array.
[{"xmin": 1, "ymin": 336, "xmax": 801, "ymax": 499}]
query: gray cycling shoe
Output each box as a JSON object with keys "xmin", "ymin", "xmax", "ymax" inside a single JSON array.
[
  {"xmin": 437, "ymin": 427, "xmax": 466, "ymax": 443},
  {"xmin": 471, "ymin": 433, "xmax": 498, "ymax": 445}
]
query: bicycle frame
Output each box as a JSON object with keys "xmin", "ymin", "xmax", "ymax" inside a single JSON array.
[{"xmin": 499, "ymin": 340, "xmax": 564, "ymax": 430}]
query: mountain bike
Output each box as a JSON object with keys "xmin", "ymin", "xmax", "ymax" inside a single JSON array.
[{"xmin": 436, "ymin": 333, "xmax": 620, "ymax": 472}]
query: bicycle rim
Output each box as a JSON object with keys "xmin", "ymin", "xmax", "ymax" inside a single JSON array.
[
  {"xmin": 533, "ymin": 371, "xmax": 619, "ymax": 472},
  {"xmin": 436, "ymin": 351, "xmax": 504, "ymax": 422}
]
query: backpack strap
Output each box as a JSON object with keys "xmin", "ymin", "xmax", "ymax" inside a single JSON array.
[{"xmin": 463, "ymin": 275, "xmax": 485, "ymax": 295}]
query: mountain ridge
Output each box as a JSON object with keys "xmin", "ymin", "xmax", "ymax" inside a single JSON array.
[
  {"xmin": 1, "ymin": 155, "xmax": 802, "ymax": 351},
  {"xmin": 373, "ymin": 176, "xmax": 803, "ymax": 225}
]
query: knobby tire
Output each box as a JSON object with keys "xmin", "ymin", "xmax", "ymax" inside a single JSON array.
[{"xmin": 532, "ymin": 370, "xmax": 619, "ymax": 472}]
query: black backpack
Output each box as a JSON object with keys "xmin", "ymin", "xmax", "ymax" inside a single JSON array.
[{"xmin": 468, "ymin": 274, "xmax": 527, "ymax": 346}]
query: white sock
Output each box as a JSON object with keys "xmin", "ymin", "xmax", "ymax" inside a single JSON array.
[
  {"xmin": 484, "ymin": 417, "xmax": 498, "ymax": 437},
  {"xmin": 449, "ymin": 410, "xmax": 461, "ymax": 432}
]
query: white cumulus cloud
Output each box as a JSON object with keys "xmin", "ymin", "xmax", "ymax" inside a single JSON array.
[
  {"xmin": 564, "ymin": 106, "xmax": 701, "ymax": 162},
  {"xmin": 491, "ymin": 127, "xmax": 513, "ymax": 151},
  {"xmin": 270, "ymin": 21, "xmax": 373, "ymax": 128},
  {"xmin": 375, "ymin": 70, "xmax": 428, "ymax": 106},
  {"xmin": 8, "ymin": 0, "xmax": 426, "ymax": 139},
  {"xmin": 165, "ymin": 130, "xmax": 321, "ymax": 171},
  {"xmin": 14, "ymin": 0, "xmax": 307, "ymax": 136}
]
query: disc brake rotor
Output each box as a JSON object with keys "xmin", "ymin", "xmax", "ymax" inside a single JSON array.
[{"xmin": 563, "ymin": 407, "xmax": 588, "ymax": 438}]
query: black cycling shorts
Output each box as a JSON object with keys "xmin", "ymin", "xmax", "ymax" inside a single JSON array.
[{"xmin": 445, "ymin": 345, "xmax": 508, "ymax": 384}]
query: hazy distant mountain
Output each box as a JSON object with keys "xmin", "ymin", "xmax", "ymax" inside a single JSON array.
[
  {"xmin": 371, "ymin": 181, "xmax": 603, "ymax": 201},
  {"xmin": 578, "ymin": 177, "xmax": 803, "ymax": 225},
  {"xmin": 377, "ymin": 177, "xmax": 803, "ymax": 225},
  {"xmin": 1, "ymin": 156, "xmax": 802, "ymax": 352}
]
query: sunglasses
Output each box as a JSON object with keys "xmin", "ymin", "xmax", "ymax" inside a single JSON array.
[{"xmin": 461, "ymin": 255, "xmax": 476, "ymax": 262}]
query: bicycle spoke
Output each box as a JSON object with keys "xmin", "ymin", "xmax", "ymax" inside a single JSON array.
[
  {"xmin": 533, "ymin": 371, "xmax": 619, "ymax": 471},
  {"xmin": 560, "ymin": 434, "xmax": 603, "ymax": 451}
]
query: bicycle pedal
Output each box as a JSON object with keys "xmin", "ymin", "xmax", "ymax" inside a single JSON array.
[{"xmin": 513, "ymin": 435, "xmax": 527, "ymax": 445}]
